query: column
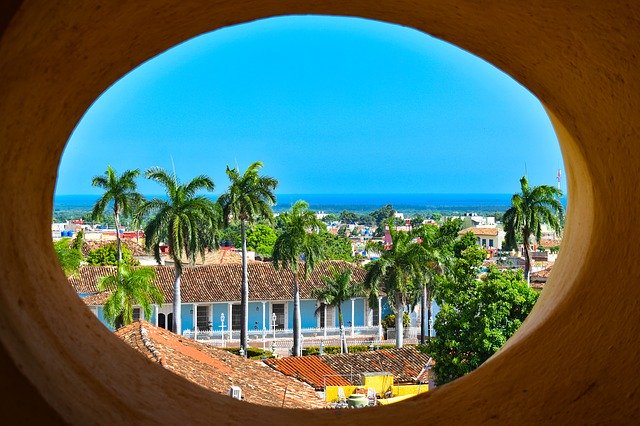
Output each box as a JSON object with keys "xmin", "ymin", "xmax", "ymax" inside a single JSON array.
[
  {"xmin": 323, "ymin": 304, "xmax": 327, "ymax": 338},
  {"xmin": 350, "ymin": 298, "xmax": 355, "ymax": 337},
  {"xmin": 192, "ymin": 304, "xmax": 197, "ymax": 341},
  {"xmin": 227, "ymin": 303, "xmax": 233, "ymax": 340},
  {"xmin": 378, "ymin": 297, "xmax": 383, "ymax": 341},
  {"xmin": 154, "ymin": 304, "xmax": 158, "ymax": 327}
]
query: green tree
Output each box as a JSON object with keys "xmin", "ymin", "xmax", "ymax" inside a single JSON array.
[
  {"xmin": 370, "ymin": 204, "xmax": 396, "ymax": 226},
  {"xmin": 321, "ymin": 213, "xmax": 339, "ymax": 223},
  {"xmin": 139, "ymin": 167, "xmax": 220, "ymax": 334},
  {"xmin": 311, "ymin": 269, "xmax": 362, "ymax": 353},
  {"xmin": 339, "ymin": 210, "xmax": 359, "ymax": 224},
  {"xmin": 53, "ymin": 237, "xmax": 83, "ymax": 277},
  {"xmin": 503, "ymin": 176, "xmax": 563, "ymax": 282},
  {"xmin": 97, "ymin": 265, "xmax": 163, "ymax": 329},
  {"xmin": 363, "ymin": 223, "xmax": 422, "ymax": 348},
  {"xmin": 91, "ymin": 166, "xmax": 144, "ymax": 264},
  {"xmin": 319, "ymin": 232, "xmax": 354, "ymax": 261},
  {"xmin": 86, "ymin": 242, "xmax": 139, "ymax": 266},
  {"xmin": 272, "ymin": 200, "xmax": 325, "ymax": 356},
  {"xmin": 218, "ymin": 161, "xmax": 277, "ymax": 356},
  {"xmin": 410, "ymin": 214, "xmax": 425, "ymax": 229},
  {"xmin": 427, "ymin": 245, "xmax": 538, "ymax": 385},
  {"xmin": 246, "ymin": 223, "xmax": 277, "ymax": 257}
]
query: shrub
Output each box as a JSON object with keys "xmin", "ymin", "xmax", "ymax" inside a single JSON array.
[
  {"xmin": 87, "ymin": 242, "xmax": 139, "ymax": 266},
  {"xmin": 381, "ymin": 312, "xmax": 410, "ymax": 331},
  {"xmin": 221, "ymin": 347, "xmax": 274, "ymax": 359},
  {"xmin": 302, "ymin": 344, "xmax": 396, "ymax": 356}
]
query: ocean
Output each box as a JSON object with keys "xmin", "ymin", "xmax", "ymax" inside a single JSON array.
[{"xmin": 53, "ymin": 193, "xmax": 565, "ymax": 215}]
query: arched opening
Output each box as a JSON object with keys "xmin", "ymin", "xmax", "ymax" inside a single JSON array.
[{"xmin": 1, "ymin": 2, "xmax": 637, "ymax": 424}]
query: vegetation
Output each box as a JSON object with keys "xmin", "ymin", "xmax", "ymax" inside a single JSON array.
[
  {"xmin": 97, "ymin": 265, "xmax": 163, "ymax": 329},
  {"xmin": 90, "ymin": 166, "xmax": 144, "ymax": 264},
  {"xmin": 53, "ymin": 236, "xmax": 83, "ymax": 277},
  {"xmin": 426, "ymin": 240, "xmax": 538, "ymax": 385},
  {"xmin": 364, "ymin": 223, "xmax": 423, "ymax": 348},
  {"xmin": 318, "ymin": 232, "xmax": 354, "ymax": 261},
  {"xmin": 218, "ymin": 161, "xmax": 278, "ymax": 356},
  {"xmin": 221, "ymin": 347, "xmax": 274, "ymax": 359},
  {"xmin": 302, "ymin": 344, "xmax": 396, "ymax": 356},
  {"xmin": 311, "ymin": 269, "xmax": 363, "ymax": 353},
  {"xmin": 139, "ymin": 167, "xmax": 220, "ymax": 334},
  {"xmin": 245, "ymin": 224, "xmax": 278, "ymax": 257},
  {"xmin": 380, "ymin": 312, "xmax": 410, "ymax": 331},
  {"xmin": 503, "ymin": 176, "xmax": 563, "ymax": 282},
  {"xmin": 86, "ymin": 242, "xmax": 139, "ymax": 266},
  {"xmin": 272, "ymin": 200, "xmax": 325, "ymax": 356}
]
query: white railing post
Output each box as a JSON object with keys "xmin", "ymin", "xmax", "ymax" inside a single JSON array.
[{"xmin": 350, "ymin": 298, "xmax": 355, "ymax": 337}]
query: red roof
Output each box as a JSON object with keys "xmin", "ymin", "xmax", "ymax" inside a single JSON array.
[{"xmin": 263, "ymin": 356, "xmax": 350, "ymax": 389}]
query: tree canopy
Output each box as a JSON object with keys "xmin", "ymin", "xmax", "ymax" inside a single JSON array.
[{"xmin": 426, "ymin": 241, "xmax": 538, "ymax": 385}]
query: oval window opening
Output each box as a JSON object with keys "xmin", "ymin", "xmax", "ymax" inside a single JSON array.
[{"xmin": 53, "ymin": 15, "xmax": 566, "ymax": 408}]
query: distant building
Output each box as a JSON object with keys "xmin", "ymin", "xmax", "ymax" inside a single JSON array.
[{"xmin": 459, "ymin": 226, "xmax": 505, "ymax": 250}]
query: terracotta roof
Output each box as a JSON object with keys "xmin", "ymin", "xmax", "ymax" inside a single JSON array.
[
  {"xmin": 539, "ymin": 238, "xmax": 561, "ymax": 248},
  {"xmin": 262, "ymin": 356, "xmax": 350, "ymax": 390},
  {"xmin": 530, "ymin": 266, "xmax": 553, "ymax": 289},
  {"xmin": 265, "ymin": 347, "xmax": 432, "ymax": 390},
  {"xmin": 72, "ymin": 261, "xmax": 366, "ymax": 304},
  {"xmin": 116, "ymin": 321, "xmax": 324, "ymax": 408},
  {"xmin": 460, "ymin": 227, "xmax": 499, "ymax": 237},
  {"xmin": 171, "ymin": 249, "xmax": 245, "ymax": 266}
]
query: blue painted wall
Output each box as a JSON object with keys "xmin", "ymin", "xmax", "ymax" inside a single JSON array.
[
  {"xmin": 248, "ymin": 301, "xmax": 268, "ymax": 331},
  {"xmin": 211, "ymin": 303, "xmax": 228, "ymax": 333},
  {"xmin": 181, "ymin": 303, "xmax": 193, "ymax": 334},
  {"xmin": 300, "ymin": 300, "xmax": 317, "ymax": 328}
]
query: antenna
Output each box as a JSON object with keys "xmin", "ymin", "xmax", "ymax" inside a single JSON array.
[{"xmin": 557, "ymin": 169, "xmax": 562, "ymax": 191}]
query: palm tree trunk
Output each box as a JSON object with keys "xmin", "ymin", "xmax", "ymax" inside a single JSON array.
[
  {"xmin": 173, "ymin": 268, "xmax": 181, "ymax": 334},
  {"xmin": 427, "ymin": 289, "xmax": 433, "ymax": 339},
  {"xmin": 114, "ymin": 205, "xmax": 122, "ymax": 264},
  {"xmin": 338, "ymin": 306, "xmax": 347, "ymax": 354},
  {"xmin": 395, "ymin": 292, "xmax": 404, "ymax": 348},
  {"xmin": 240, "ymin": 220, "xmax": 248, "ymax": 357},
  {"xmin": 420, "ymin": 284, "xmax": 427, "ymax": 344},
  {"xmin": 523, "ymin": 231, "xmax": 531, "ymax": 284},
  {"xmin": 292, "ymin": 272, "xmax": 301, "ymax": 356}
]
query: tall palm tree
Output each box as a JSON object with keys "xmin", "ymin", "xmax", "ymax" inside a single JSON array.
[
  {"xmin": 91, "ymin": 166, "xmax": 143, "ymax": 264},
  {"xmin": 503, "ymin": 176, "xmax": 563, "ymax": 283},
  {"xmin": 97, "ymin": 265, "xmax": 163, "ymax": 329},
  {"xmin": 90, "ymin": 165, "xmax": 141, "ymax": 297},
  {"xmin": 218, "ymin": 161, "xmax": 277, "ymax": 356},
  {"xmin": 363, "ymin": 223, "xmax": 422, "ymax": 348},
  {"xmin": 272, "ymin": 200, "xmax": 325, "ymax": 357},
  {"xmin": 413, "ymin": 224, "xmax": 440, "ymax": 344},
  {"xmin": 311, "ymin": 269, "xmax": 362, "ymax": 354},
  {"xmin": 139, "ymin": 167, "xmax": 219, "ymax": 334}
]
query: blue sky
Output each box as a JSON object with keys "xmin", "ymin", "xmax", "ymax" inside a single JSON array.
[{"xmin": 56, "ymin": 15, "xmax": 564, "ymax": 196}]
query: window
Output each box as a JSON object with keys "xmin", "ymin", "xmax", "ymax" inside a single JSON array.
[
  {"xmin": 231, "ymin": 304, "xmax": 242, "ymax": 331},
  {"xmin": 482, "ymin": 238, "xmax": 487, "ymax": 247},
  {"xmin": 489, "ymin": 239, "xmax": 494, "ymax": 247},
  {"xmin": 196, "ymin": 305, "xmax": 210, "ymax": 330},
  {"xmin": 319, "ymin": 305, "xmax": 336, "ymax": 328},
  {"xmin": 158, "ymin": 313, "xmax": 166, "ymax": 329},
  {"xmin": 133, "ymin": 307, "xmax": 141, "ymax": 322},
  {"xmin": 372, "ymin": 302, "xmax": 379, "ymax": 326},
  {"xmin": 272, "ymin": 303, "xmax": 285, "ymax": 330}
]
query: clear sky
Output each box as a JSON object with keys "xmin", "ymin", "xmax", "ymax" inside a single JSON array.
[{"xmin": 56, "ymin": 15, "xmax": 564, "ymax": 196}]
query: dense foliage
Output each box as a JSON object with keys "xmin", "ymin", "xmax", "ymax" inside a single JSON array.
[
  {"xmin": 319, "ymin": 232, "xmax": 354, "ymax": 261},
  {"xmin": 86, "ymin": 243, "xmax": 139, "ymax": 266},
  {"xmin": 426, "ymin": 241, "xmax": 538, "ymax": 385},
  {"xmin": 53, "ymin": 237, "xmax": 83, "ymax": 276},
  {"xmin": 245, "ymin": 224, "xmax": 277, "ymax": 257}
]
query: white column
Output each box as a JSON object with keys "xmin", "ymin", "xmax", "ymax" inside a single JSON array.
[
  {"xmin": 192, "ymin": 304, "xmax": 197, "ymax": 341},
  {"xmin": 323, "ymin": 304, "xmax": 327, "ymax": 338},
  {"xmin": 350, "ymin": 298, "xmax": 355, "ymax": 337},
  {"xmin": 378, "ymin": 297, "xmax": 383, "ymax": 341},
  {"xmin": 154, "ymin": 304, "xmax": 158, "ymax": 326},
  {"xmin": 227, "ymin": 303, "xmax": 233, "ymax": 340},
  {"xmin": 262, "ymin": 301, "xmax": 266, "ymax": 332}
]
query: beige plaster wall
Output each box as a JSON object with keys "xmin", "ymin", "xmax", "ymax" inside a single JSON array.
[{"xmin": 0, "ymin": 1, "xmax": 638, "ymax": 424}]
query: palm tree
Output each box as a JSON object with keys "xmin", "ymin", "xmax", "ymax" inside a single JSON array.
[
  {"xmin": 139, "ymin": 167, "xmax": 220, "ymax": 334},
  {"xmin": 412, "ymin": 224, "xmax": 440, "ymax": 344},
  {"xmin": 97, "ymin": 265, "xmax": 163, "ymax": 329},
  {"xmin": 91, "ymin": 166, "xmax": 144, "ymax": 264},
  {"xmin": 363, "ymin": 223, "xmax": 422, "ymax": 348},
  {"xmin": 312, "ymin": 268, "xmax": 362, "ymax": 354},
  {"xmin": 272, "ymin": 200, "xmax": 325, "ymax": 357},
  {"xmin": 218, "ymin": 161, "xmax": 277, "ymax": 356},
  {"xmin": 503, "ymin": 176, "xmax": 563, "ymax": 283}
]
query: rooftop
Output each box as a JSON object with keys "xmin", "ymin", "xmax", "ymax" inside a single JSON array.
[
  {"xmin": 116, "ymin": 321, "xmax": 325, "ymax": 409},
  {"xmin": 265, "ymin": 347, "xmax": 432, "ymax": 390},
  {"xmin": 72, "ymin": 261, "xmax": 366, "ymax": 304},
  {"xmin": 459, "ymin": 227, "xmax": 499, "ymax": 237}
]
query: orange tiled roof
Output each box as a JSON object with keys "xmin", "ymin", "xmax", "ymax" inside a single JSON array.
[
  {"xmin": 82, "ymin": 239, "xmax": 148, "ymax": 257},
  {"xmin": 459, "ymin": 227, "xmax": 499, "ymax": 237},
  {"xmin": 116, "ymin": 321, "xmax": 324, "ymax": 408},
  {"xmin": 72, "ymin": 261, "xmax": 366, "ymax": 304},
  {"xmin": 265, "ymin": 347, "xmax": 432, "ymax": 390}
]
